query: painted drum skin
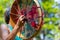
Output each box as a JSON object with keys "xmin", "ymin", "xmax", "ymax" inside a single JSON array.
[{"xmin": 10, "ymin": 0, "xmax": 43, "ymax": 39}]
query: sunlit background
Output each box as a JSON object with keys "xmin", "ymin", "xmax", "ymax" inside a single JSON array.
[{"xmin": 0, "ymin": 0, "xmax": 60, "ymax": 40}]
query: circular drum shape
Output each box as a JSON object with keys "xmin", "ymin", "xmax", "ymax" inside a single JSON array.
[{"xmin": 10, "ymin": 0, "xmax": 43, "ymax": 39}]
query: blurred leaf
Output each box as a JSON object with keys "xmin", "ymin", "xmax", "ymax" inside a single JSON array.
[{"xmin": 44, "ymin": 18, "xmax": 50, "ymax": 22}]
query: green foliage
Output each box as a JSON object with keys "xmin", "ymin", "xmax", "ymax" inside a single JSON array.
[
  {"xmin": 0, "ymin": 17, "xmax": 4, "ymax": 24},
  {"xmin": 43, "ymin": 23, "xmax": 55, "ymax": 30},
  {"xmin": 41, "ymin": 1, "xmax": 60, "ymax": 39},
  {"xmin": 42, "ymin": 0, "xmax": 58, "ymax": 13},
  {"xmin": 0, "ymin": 0, "xmax": 14, "ymax": 24},
  {"xmin": 0, "ymin": 6, "xmax": 4, "ymax": 16}
]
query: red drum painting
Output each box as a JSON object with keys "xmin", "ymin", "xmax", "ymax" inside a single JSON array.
[{"xmin": 10, "ymin": 0, "xmax": 43, "ymax": 39}]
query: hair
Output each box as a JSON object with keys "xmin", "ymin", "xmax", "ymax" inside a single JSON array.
[{"xmin": 4, "ymin": 8, "xmax": 10, "ymax": 24}]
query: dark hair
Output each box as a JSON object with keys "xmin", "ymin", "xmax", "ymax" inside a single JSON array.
[{"xmin": 4, "ymin": 8, "xmax": 10, "ymax": 24}]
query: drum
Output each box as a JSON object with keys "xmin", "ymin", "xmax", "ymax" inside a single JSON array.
[{"xmin": 10, "ymin": 0, "xmax": 43, "ymax": 39}]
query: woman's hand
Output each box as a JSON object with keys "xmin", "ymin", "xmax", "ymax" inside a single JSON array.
[
  {"xmin": 6, "ymin": 15, "xmax": 25, "ymax": 40},
  {"xmin": 16, "ymin": 15, "xmax": 25, "ymax": 28}
]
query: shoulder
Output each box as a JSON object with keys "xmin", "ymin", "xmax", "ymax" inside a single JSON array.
[
  {"xmin": 0, "ymin": 24, "xmax": 9, "ymax": 40},
  {"xmin": 0, "ymin": 24, "xmax": 10, "ymax": 34},
  {"xmin": 0, "ymin": 24, "xmax": 8, "ymax": 31}
]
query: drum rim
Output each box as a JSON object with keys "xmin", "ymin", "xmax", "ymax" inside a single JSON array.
[{"xmin": 10, "ymin": 0, "xmax": 43, "ymax": 39}]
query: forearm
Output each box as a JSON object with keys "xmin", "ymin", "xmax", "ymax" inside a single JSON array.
[
  {"xmin": 6, "ymin": 15, "xmax": 25, "ymax": 40},
  {"xmin": 6, "ymin": 25, "xmax": 19, "ymax": 40}
]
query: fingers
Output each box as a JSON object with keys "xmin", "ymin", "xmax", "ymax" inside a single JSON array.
[
  {"xmin": 16, "ymin": 15, "xmax": 25, "ymax": 27},
  {"xmin": 19, "ymin": 15, "xmax": 25, "ymax": 21}
]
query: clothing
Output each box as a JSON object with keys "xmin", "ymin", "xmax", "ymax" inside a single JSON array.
[
  {"xmin": 7, "ymin": 24, "xmax": 23, "ymax": 40},
  {"xmin": 7, "ymin": 22, "xmax": 35, "ymax": 39}
]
